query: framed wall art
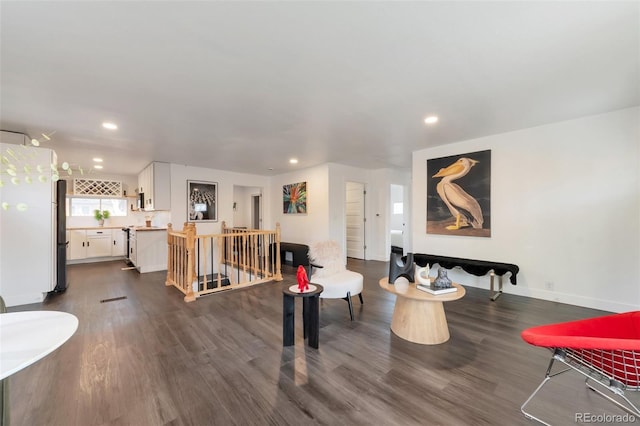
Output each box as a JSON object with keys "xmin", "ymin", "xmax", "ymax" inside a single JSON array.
[
  {"xmin": 187, "ymin": 180, "xmax": 218, "ymax": 222},
  {"xmin": 426, "ymin": 150, "xmax": 491, "ymax": 237},
  {"xmin": 283, "ymin": 181, "xmax": 307, "ymax": 214}
]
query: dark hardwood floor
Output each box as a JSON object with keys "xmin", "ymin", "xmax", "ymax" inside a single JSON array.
[{"xmin": 7, "ymin": 259, "xmax": 629, "ymax": 425}]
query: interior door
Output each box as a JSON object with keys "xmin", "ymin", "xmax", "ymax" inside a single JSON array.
[
  {"xmin": 346, "ymin": 182, "xmax": 365, "ymax": 259},
  {"xmin": 252, "ymin": 194, "xmax": 262, "ymax": 229}
]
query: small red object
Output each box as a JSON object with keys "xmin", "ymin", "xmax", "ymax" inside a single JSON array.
[{"xmin": 296, "ymin": 265, "xmax": 309, "ymax": 292}]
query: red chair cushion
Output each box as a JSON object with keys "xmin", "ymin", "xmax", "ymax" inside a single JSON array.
[
  {"xmin": 521, "ymin": 311, "xmax": 640, "ymax": 351},
  {"xmin": 522, "ymin": 311, "xmax": 640, "ymax": 387}
]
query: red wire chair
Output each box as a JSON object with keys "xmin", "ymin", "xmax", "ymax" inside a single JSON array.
[{"xmin": 521, "ymin": 311, "xmax": 640, "ymax": 425}]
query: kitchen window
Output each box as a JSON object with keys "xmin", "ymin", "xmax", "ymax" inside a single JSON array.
[{"xmin": 67, "ymin": 197, "xmax": 128, "ymax": 217}]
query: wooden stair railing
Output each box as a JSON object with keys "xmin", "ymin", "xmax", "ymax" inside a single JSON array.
[{"xmin": 166, "ymin": 222, "xmax": 282, "ymax": 302}]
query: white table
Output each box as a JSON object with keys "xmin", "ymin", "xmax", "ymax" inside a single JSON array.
[{"xmin": 0, "ymin": 311, "xmax": 78, "ymax": 380}]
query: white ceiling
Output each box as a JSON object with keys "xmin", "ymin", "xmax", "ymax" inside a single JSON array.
[{"xmin": 1, "ymin": 1, "xmax": 638, "ymax": 177}]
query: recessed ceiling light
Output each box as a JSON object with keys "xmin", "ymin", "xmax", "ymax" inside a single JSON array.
[
  {"xmin": 93, "ymin": 158, "xmax": 103, "ymax": 162},
  {"xmin": 424, "ymin": 116, "xmax": 439, "ymax": 124},
  {"xmin": 289, "ymin": 158, "xmax": 298, "ymax": 164},
  {"xmin": 102, "ymin": 122, "xmax": 118, "ymax": 130},
  {"xmin": 94, "ymin": 165, "xmax": 103, "ymax": 170}
]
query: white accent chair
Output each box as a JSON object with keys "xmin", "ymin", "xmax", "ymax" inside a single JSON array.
[{"xmin": 308, "ymin": 241, "xmax": 363, "ymax": 321}]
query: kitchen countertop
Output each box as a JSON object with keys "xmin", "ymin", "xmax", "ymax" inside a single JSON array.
[
  {"xmin": 67, "ymin": 226, "xmax": 168, "ymax": 231},
  {"xmin": 134, "ymin": 227, "xmax": 168, "ymax": 231},
  {"xmin": 67, "ymin": 226, "xmax": 124, "ymax": 230}
]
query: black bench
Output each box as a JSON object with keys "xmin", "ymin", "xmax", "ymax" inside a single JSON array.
[
  {"xmin": 271, "ymin": 242, "xmax": 309, "ymax": 268},
  {"xmin": 410, "ymin": 253, "xmax": 519, "ymax": 301}
]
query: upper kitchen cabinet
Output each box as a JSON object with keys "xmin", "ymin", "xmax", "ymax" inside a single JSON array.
[{"xmin": 138, "ymin": 162, "xmax": 171, "ymax": 211}]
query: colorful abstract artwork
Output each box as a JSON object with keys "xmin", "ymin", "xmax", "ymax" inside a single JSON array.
[
  {"xmin": 427, "ymin": 150, "xmax": 491, "ymax": 237},
  {"xmin": 283, "ymin": 181, "xmax": 307, "ymax": 214}
]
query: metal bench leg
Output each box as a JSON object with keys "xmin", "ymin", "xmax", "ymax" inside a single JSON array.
[{"xmin": 490, "ymin": 272, "xmax": 503, "ymax": 301}]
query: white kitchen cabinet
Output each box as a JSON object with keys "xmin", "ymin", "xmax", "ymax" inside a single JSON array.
[
  {"xmin": 68, "ymin": 230, "xmax": 87, "ymax": 260},
  {"xmin": 68, "ymin": 228, "xmax": 125, "ymax": 262},
  {"xmin": 129, "ymin": 229, "xmax": 137, "ymax": 266},
  {"xmin": 86, "ymin": 230, "xmax": 111, "ymax": 258},
  {"xmin": 138, "ymin": 162, "xmax": 170, "ymax": 211},
  {"xmin": 112, "ymin": 228, "xmax": 126, "ymax": 257},
  {"xmin": 138, "ymin": 166, "xmax": 150, "ymax": 200},
  {"xmin": 134, "ymin": 230, "xmax": 167, "ymax": 273},
  {"xmin": 66, "ymin": 227, "xmax": 165, "ymax": 270}
]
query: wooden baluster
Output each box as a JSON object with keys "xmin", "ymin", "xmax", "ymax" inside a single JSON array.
[
  {"xmin": 183, "ymin": 222, "xmax": 197, "ymax": 302},
  {"xmin": 274, "ymin": 222, "xmax": 282, "ymax": 281},
  {"xmin": 217, "ymin": 233, "xmax": 223, "ymax": 288},
  {"xmin": 242, "ymin": 233, "xmax": 247, "ymax": 283},
  {"xmin": 252, "ymin": 233, "xmax": 258, "ymax": 277},
  {"xmin": 199, "ymin": 236, "xmax": 207, "ymax": 295},
  {"xmin": 165, "ymin": 223, "xmax": 174, "ymax": 287}
]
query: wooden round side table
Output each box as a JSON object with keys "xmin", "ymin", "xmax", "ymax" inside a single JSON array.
[{"xmin": 379, "ymin": 278, "xmax": 465, "ymax": 344}]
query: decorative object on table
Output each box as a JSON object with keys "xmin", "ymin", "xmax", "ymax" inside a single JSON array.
[
  {"xmin": 433, "ymin": 267, "xmax": 452, "ymax": 288},
  {"xmin": 388, "ymin": 252, "xmax": 414, "ymax": 284},
  {"xmin": 296, "ymin": 265, "xmax": 310, "ymax": 292},
  {"xmin": 187, "ymin": 180, "xmax": 217, "ymax": 222},
  {"xmin": 416, "ymin": 281, "xmax": 458, "ymax": 295},
  {"xmin": 427, "ymin": 150, "xmax": 491, "ymax": 237},
  {"xmin": 283, "ymin": 181, "xmax": 307, "ymax": 214},
  {"xmin": 93, "ymin": 209, "xmax": 110, "ymax": 226},
  {"xmin": 416, "ymin": 265, "xmax": 458, "ymax": 295},
  {"xmin": 415, "ymin": 265, "xmax": 431, "ymax": 285}
]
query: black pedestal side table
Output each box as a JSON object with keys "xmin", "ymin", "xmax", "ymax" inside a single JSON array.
[{"xmin": 282, "ymin": 284, "xmax": 324, "ymax": 349}]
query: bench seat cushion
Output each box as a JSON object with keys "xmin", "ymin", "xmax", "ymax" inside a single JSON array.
[{"xmin": 313, "ymin": 270, "xmax": 363, "ymax": 299}]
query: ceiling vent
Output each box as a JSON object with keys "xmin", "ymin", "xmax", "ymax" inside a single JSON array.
[{"xmin": 73, "ymin": 178, "xmax": 123, "ymax": 197}]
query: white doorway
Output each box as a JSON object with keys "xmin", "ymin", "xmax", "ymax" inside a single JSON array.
[
  {"xmin": 251, "ymin": 194, "xmax": 262, "ymax": 229},
  {"xmin": 346, "ymin": 181, "xmax": 365, "ymax": 259},
  {"xmin": 232, "ymin": 186, "xmax": 263, "ymax": 229},
  {"xmin": 390, "ymin": 184, "xmax": 406, "ymax": 255}
]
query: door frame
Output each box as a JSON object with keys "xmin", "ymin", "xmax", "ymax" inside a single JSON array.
[{"xmin": 345, "ymin": 181, "xmax": 366, "ymax": 259}]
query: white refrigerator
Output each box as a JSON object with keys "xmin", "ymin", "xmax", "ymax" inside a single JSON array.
[{"xmin": 0, "ymin": 141, "xmax": 60, "ymax": 307}]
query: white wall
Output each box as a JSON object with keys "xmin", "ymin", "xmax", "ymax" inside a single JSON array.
[
  {"xmin": 326, "ymin": 163, "xmax": 411, "ymax": 261},
  {"xmin": 412, "ymin": 107, "xmax": 640, "ymax": 312},
  {"xmin": 390, "ymin": 184, "xmax": 404, "ymax": 231},
  {"xmin": 232, "ymin": 185, "xmax": 262, "ymax": 228},
  {"xmin": 170, "ymin": 164, "xmax": 272, "ymax": 234},
  {"xmin": 270, "ymin": 164, "xmax": 330, "ymax": 245}
]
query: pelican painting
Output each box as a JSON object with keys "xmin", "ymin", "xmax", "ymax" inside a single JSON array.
[{"xmin": 427, "ymin": 150, "xmax": 491, "ymax": 237}]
